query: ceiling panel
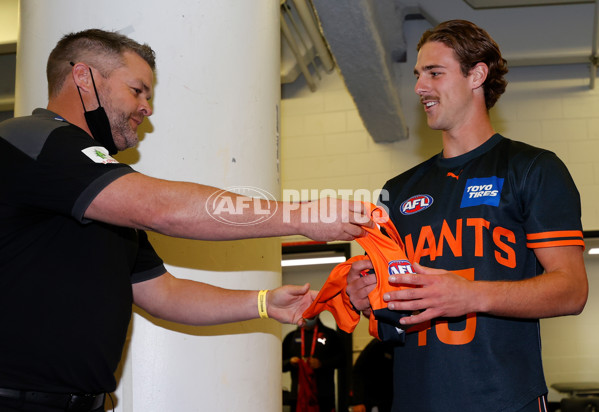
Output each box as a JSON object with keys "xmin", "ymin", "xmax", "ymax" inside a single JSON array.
[{"xmin": 464, "ymin": 0, "xmax": 593, "ymax": 9}]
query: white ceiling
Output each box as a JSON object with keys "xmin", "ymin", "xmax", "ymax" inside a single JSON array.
[
  {"xmin": 416, "ymin": 0, "xmax": 596, "ymax": 65},
  {"xmin": 1, "ymin": 0, "xmax": 596, "ymax": 64},
  {"xmin": 282, "ymin": 0, "xmax": 598, "ymax": 87}
]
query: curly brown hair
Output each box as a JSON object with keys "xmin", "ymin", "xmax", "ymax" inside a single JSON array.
[
  {"xmin": 47, "ymin": 29, "xmax": 156, "ymax": 98},
  {"xmin": 417, "ymin": 20, "xmax": 508, "ymax": 110}
]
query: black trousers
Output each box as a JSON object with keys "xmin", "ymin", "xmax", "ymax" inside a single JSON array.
[{"xmin": 0, "ymin": 394, "xmax": 105, "ymax": 412}]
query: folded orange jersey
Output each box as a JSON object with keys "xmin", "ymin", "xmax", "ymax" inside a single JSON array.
[{"xmin": 302, "ymin": 203, "xmax": 414, "ymax": 341}]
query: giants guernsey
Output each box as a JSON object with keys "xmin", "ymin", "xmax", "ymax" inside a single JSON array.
[
  {"xmin": 303, "ymin": 203, "xmax": 412, "ymax": 341},
  {"xmin": 381, "ymin": 134, "xmax": 583, "ymax": 412}
]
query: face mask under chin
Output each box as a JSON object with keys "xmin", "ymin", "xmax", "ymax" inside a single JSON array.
[
  {"xmin": 84, "ymin": 106, "xmax": 118, "ymax": 155},
  {"xmin": 72, "ymin": 63, "xmax": 119, "ymax": 155}
]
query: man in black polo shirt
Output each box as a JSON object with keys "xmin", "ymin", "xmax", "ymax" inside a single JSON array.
[{"xmin": 0, "ymin": 29, "xmax": 372, "ymax": 412}]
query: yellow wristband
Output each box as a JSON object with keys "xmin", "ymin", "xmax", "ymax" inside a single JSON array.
[{"xmin": 258, "ymin": 289, "xmax": 269, "ymax": 319}]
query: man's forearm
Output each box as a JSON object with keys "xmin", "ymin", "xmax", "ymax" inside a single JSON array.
[{"xmin": 86, "ymin": 172, "xmax": 369, "ymax": 241}]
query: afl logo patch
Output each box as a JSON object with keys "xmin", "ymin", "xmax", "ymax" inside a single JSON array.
[
  {"xmin": 400, "ymin": 194, "xmax": 433, "ymax": 215},
  {"xmin": 388, "ymin": 260, "xmax": 415, "ymax": 275}
]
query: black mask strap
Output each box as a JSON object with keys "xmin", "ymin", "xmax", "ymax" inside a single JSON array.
[
  {"xmin": 69, "ymin": 62, "xmax": 118, "ymax": 155},
  {"xmin": 88, "ymin": 67, "xmax": 102, "ymax": 107},
  {"xmin": 70, "ymin": 61, "xmax": 102, "ymax": 110}
]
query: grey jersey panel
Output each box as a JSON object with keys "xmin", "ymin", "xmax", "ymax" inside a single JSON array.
[{"xmin": 0, "ymin": 108, "xmax": 70, "ymax": 159}]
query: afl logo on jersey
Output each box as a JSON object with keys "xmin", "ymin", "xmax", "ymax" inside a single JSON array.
[
  {"xmin": 400, "ymin": 194, "xmax": 433, "ymax": 215},
  {"xmin": 388, "ymin": 260, "xmax": 415, "ymax": 275}
]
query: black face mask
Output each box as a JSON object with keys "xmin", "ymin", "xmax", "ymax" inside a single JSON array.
[{"xmin": 73, "ymin": 64, "xmax": 118, "ymax": 155}]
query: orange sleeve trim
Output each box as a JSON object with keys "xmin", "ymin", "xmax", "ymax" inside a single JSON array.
[
  {"xmin": 526, "ymin": 230, "xmax": 583, "ymax": 241},
  {"xmin": 527, "ymin": 239, "xmax": 585, "ymax": 249}
]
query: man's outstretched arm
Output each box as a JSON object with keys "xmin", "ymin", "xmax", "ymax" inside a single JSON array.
[{"xmin": 85, "ymin": 172, "xmax": 373, "ymax": 241}]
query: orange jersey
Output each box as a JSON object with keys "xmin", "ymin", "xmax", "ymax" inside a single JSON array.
[{"xmin": 303, "ymin": 203, "xmax": 414, "ymax": 341}]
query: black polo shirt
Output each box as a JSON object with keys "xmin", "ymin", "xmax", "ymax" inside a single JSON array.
[{"xmin": 0, "ymin": 109, "xmax": 165, "ymax": 394}]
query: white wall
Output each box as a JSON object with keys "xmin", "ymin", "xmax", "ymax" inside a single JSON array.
[{"xmin": 280, "ymin": 18, "xmax": 599, "ymax": 403}]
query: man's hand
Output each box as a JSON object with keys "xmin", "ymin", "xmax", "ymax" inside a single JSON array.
[
  {"xmin": 289, "ymin": 356, "xmax": 322, "ymax": 369},
  {"xmin": 268, "ymin": 283, "xmax": 318, "ymax": 326},
  {"xmin": 346, "ymin": 258, "xmax": 376, "ymax": 317},
  {"xmin": 295, "ymin": 198, "xmax": 374, "ymax": 241},
  {"xmin": 384, "ymin": 245, "xmax": 588, "ymax": 325},
  {"xmin": 307, "ymin": 357, "xmax": 322, "ymax": 369},
  {"xmin": 384, "ymin": 262, "xmax": 477, "ymax": 326}
]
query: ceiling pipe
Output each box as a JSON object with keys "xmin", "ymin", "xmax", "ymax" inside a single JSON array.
[
  {"xmin": 280, "ymin": 5, "xmax": 317, "ymax": 91},
  {"xmin": 291, "ymin": 0, "xmax": 335, "ymax": 73},
  {"xmin": 464, "ymin": 0, "xmax": 593, "ymax": 8},
  {"xmin": 507, "ymin": 55, "xmax": 590, "ymax": 66},
  {"xmin": 310, "ymin": 0, "xmax": 417, "ymax": 142},
  {"xmin": 283, "ymin": 2, "xmax": 321, "ymax": 80}
]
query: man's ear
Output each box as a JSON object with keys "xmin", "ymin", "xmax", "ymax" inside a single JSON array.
[
  {"xmin": 71, "ymin": 62, "xmax": 93, "ymax": 92},
  {"xmin": 470, "ymin": 62, "xmax": 489, "ymax": 90}
]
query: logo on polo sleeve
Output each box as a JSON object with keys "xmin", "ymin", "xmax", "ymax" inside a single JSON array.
[
  {"xmin": 82, "ymin": 146, "xmax": 119, "ymax": 164},
  {"xmin": 461, "ymin": 177, "xmax": 504, "ymax": 208}
]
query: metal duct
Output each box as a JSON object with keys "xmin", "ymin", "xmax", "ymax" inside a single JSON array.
[{"xmin": 280, "ymin": 0, "xmax": 334, "ymax": 91}]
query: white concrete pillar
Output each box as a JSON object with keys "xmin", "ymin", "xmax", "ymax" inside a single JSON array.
[{"xmin": 16, "ymin": 1, "xmax": 282, "ymax": 411}]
